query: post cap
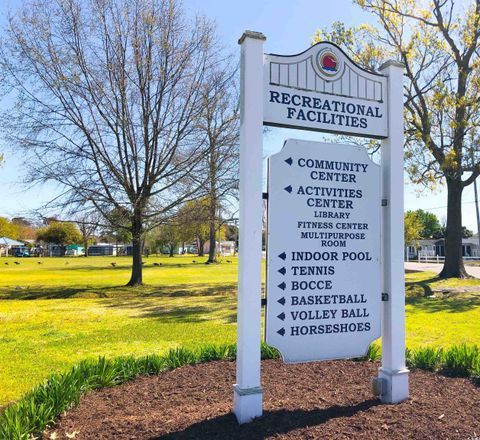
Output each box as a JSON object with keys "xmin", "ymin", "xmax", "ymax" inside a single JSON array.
[
  {"xmin": 238, "ymin": 31, "xmax": 266, "ymax": 45},
  {"xmin": 379, "ymin": 60, "xmax": 405, "ymax": 71}
]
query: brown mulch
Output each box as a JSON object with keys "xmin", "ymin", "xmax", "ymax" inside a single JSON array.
[{"xmin": 45, "ymin": 359, "xmax": 480, "ymax": 440}]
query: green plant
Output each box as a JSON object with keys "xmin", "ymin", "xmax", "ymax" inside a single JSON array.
[
  {"xmin": 197, "ymin": 344, "xmax": 237, "ymax": 362},
  {"xmin": 2, "ymin": 342, "xmax": 480, "ymax": 439},
  {"xmin": 406, "ymin": 347, "xmax": 444, "ymax": 371},
  {"xmin": 260, "ymin": 343, "xmax": 280, "ymax": 360},
  {"xmin": 0, "ymin": 343, "xmax": 279, "ymax": 440},
  {"xmin": 364, "ymin": 343, "xmax": 381, "ymax": 361},
  {"xmin": 441, "ymin": 344, "xmax": 480, "ymax": 377}
]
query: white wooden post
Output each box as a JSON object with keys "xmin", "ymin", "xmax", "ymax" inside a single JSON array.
[
  {"xmin": 233, "ymin": 31, "xmax": 265, "ymax": 424},
  {"xmin": 378, "ymin": 60, "xmax": 409, "ymax": 403}
]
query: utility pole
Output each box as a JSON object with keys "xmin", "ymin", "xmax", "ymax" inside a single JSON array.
[
  {"xmin": 470, "ymin": 145, "xmax": 480, "ymax": 254},
  {"xmin": 474, "ymin": 177, "xmax": 480, "ymax": 252}
]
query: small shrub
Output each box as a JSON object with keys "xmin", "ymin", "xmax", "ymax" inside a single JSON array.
[
  {"xmin": 407, "ymin": 347, "xmax": 444, "ymax": 371},
  {"xmin": 260, "ymin": 343, "xmax": 280, "ymax": 360},
  {"xmin": 471, "ymin": 362, "xmax": 480, "ymax": 385},
  {"xmin": 352, "ymin": 343, "xmax": 381, "ymax": 362},
  {"xmin": 441, "ymin": 344, "xmax": 480, "ymax": 377},
  {"xmin": 197, "ymin": 343, "xmax": 236, "ymax": 362},
  {"xmin": 162, "ymin": 347, "xmax": 198, "ymax": 369},
  {"xmin": 364, "ymin": 343, "xmax": 382, "ymax": 361}
]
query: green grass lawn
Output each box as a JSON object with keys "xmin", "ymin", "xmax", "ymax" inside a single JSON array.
[
  {"xmin": 0, "ymin": 255, "xmax": 239, "ymax": 405},
  {"xmin": 0, "ymin": 256, "xmax": 480, "ymax": 406},
  {"xmin": 405, "ymin": 271, "xmax": 480, "ymax": 347}
]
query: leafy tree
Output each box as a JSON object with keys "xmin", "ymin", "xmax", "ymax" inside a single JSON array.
[
  {"xmin": 37, "ymin": 222, "xmax": 81, "ymax": 246},
  {"xmin": 176, "ymin": 199, "xmax": 210, "ymax": 257},
  {"xmin": 152, "ymin": 224, "xmax": 182, "ymax": 257},
  {"xmin": 408, "ymin": 210, "xmax": 442, "ymax": 239},
  {"xmin": 1, "ymin": 0, "xmax": 220, "ymax": 285},
  {"xmin": 11, "ymin": 217, "xmax": 37, "ymax": 240},
  {"xmin": 404, "ymin": 211, "xmax": 423, "ymax": 246},
  {"xmin": 0, "ymin": 217, "xmax": 20, "ymax": 239},
  {"xmin": 224, "ymin": 223, "xmax": 238, "ymax": 244},
  {"xmin": 313, "ymin": 1, "xmax": 480, "ymax": 278},
  {"xmin": 433, "ymin": 225, "xmax": 473, "ymax": 239}
]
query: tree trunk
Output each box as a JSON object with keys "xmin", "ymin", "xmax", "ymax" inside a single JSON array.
[
  {"xmin": 206, "ymin": 203, "xmax": 217, "ymax": 263},
  {"xmin": 439, "ymin": 178, "xmax": 469, "ymax": 278},
  {"xmin": 83, "ymin": 238, "xmax": 88, "ymax": 257},
  {"xmin": 127, "ymin": 209, "xmax": 143, "ymax": 286},
  {"xmin": 198, "ymin": 238, "xmax": 205, "ymax": 256},
  {"xmin": 169, "ymin": 245, "xmax": 174, "ymax": 257}
]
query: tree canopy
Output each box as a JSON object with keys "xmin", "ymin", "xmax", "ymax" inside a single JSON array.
[
  {"xmin": 0, "ymin": 217, "xmax": 20, "ymax": 239},
  {"xmin": 412, "ymin": 210, "xmax": 442, "ymax": 239},
  {"xmin": 36, "ymin": 222, "xmax": 81, "ymax": 246},
  {"xmin": 404, "ymin": 211, "xmax": 423, "ymax": 246},
  {"xmin": 313, "ymin": 0, "xmax": 480, "ymax": 278}
]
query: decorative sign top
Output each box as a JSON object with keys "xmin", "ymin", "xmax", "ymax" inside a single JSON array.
[
  {"xmin": 263, "ymin": 42, "xmax": 388, "ymax": 138},
  {"xmin": 265, "ymin": 139, "xmax": 381, "ymax": 363}
]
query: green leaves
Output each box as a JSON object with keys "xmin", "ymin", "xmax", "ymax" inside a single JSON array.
[{"xmin": 36, "ymin": 222, "xmax": 82, "ymax": 246}]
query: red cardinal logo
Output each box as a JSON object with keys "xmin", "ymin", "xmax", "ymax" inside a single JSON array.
[{"xmin": 321, "ymin": 53, "xmax": 338, "ymax": 73}]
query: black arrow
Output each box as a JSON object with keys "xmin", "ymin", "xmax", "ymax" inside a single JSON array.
[
  {"xmin": 278, "ymin": 282, "xmax": 286, "ymax": 290},
  {"xmin": 277, "ymin": 312, "xmax": 285, "ymax": 321},
  {"xmin": 285, "ymin": 157, "xmax": 293, "ymax": 166},
  {"xmin": 278, "ymin": 267, "xmax": 286, "ymax": 275},
  {"xmin": 278, "ymin": 252, "xmax": 286, "ymax": 260},
  {"xmin": 277, "ymin": 327, "xmax": 285, "ymax": 336},
  {"xmin": 278, "ymin": 297, "xmax": 286, "ymax": 306},
  {"xmin": 284, "ymin": 185, "xmax": 292, "ymax": 194}
]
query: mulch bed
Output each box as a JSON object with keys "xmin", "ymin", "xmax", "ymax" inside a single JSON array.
[{"xmin": 45, "ymin": 359, "xmax": 480, "ymax": 440}]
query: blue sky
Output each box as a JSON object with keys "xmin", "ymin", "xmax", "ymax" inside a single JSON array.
[{"xmin": 0, "ymin": 0, "xmax": 477, "ymax": 231}]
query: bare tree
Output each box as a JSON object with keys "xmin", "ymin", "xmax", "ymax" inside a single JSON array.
[
  {"xmin": 1, "ymin": 0, "xmax": 221, "ymax": 285},
  {"xmin": 75, "ymin": 212, "xmax": 100, "ymax": 257},
  {"xmin": 197, "ymin": 64, "xmax": 239, "ymax": 263}
]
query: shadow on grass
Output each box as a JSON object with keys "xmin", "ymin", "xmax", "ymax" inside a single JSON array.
[
  {"xmin": 405, "ymin": 276, "xmax": 440, "ymax": 298},
  {"xmin": 0, "ymin": 282, "xmax": 238, "ymax": 300},
  {"xmin": 153, "ymin": 400, "xmax": 380, "ymax": 440},
  {"xmin": 406, "ymin": 294, "xmax": 480, "ymax": 313},
  {"xmin": 40, "ymin": 261, "xmax": 226, "ymax": 272},
  {"xmin": 101, "ymin": 292, "xmax": 237, "ymax": 323},
  {"xmin": 405, "ymin": 273, "xmax": 480, "ymax": 313}
]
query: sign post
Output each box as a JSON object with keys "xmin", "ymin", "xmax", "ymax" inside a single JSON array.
[
  {"xmin": 234, "ymin": 31, "xmax": 409, "ymax": 424},
  {"xmin": 377, "ymin": 61, "xmax": 409, "ymax": 403},
  {"xmin": 233, "ymin": 31, "xmax": 266, "ymax": 424}
]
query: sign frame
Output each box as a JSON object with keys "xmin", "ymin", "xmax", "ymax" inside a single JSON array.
[
  {"xmin": 233, "ymin": 31, "xmax": 409, "ymax": 424},
  {"xmin": 263, "ymin": 43, "xmax": 388, "ymax": 139}
]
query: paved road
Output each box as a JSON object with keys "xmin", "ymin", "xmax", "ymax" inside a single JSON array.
[{"xmin": 405, "ymin": 262, "xmax": 480, "ymax": 278}]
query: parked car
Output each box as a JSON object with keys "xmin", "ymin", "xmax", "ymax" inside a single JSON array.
[{"xmin": 14, "ymin": 250, "xmax": 30, "ymax": 257}]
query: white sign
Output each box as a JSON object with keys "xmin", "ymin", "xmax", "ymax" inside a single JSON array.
[
  {"xmin": 234, "ymin": 33, "xmax": 408, "ymax": 425},
  {"xmin": 264, "ymin": 43, "xmax": 388, "ymax": 138},
  {"xmin": 265, "ymin": 139, "xmax": 381, "ymax": 363}
]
